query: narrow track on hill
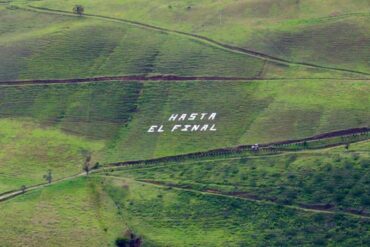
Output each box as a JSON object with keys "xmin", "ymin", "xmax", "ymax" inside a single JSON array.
[
  {"xmin": 0, "ymin": 172, "xmax": 85, "ymax": 202},
  {"xmin": 0, "ymin": 75, "xmax": 273, "ymax": 86},
  {"xmin": 101, "ymin": 175, "xmax": 370, "ymax": 219},
  {"xmin": 1, "ymin": 75, "xmax": 369, "ymax": 86},
  {"xmin": 20, "ymin": 5, "xmax": 370, "ymax": 77}
]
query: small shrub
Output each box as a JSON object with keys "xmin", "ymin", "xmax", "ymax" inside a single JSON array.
[
  {"xmin": 115, "ymin": 238, "xmax": 128, "ymax": 247},
  {"xmin": 73, "ymin": 5, "xmax": 84, "ymax": 16}
]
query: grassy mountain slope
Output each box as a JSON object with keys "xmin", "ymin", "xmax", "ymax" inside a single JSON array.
[
  {"xmin": 2, "ymin": 80, "xmax": 368, "ymax": 162},
  {"xmin": 1, "ymin": 174, "xmax": 369, "ymax": 246},
  {"xmin": 0, "ymin": 6, "xmax": 364, "ymax": 81},
  {"xmin": 27, "ymin": 0, "xmax": 370, "ymax": 74},
  {"xmin": 111, "ymin": 141, "xmax": 370, "ymax": 213},
  {"xmin": 0, "ymin": 1, "xmax": 369, "ymax": 246},
  {"xmin": 0, "ymin": 178, "xmax": 124, "ymax": 247},
  {"xmin": 0, "ymin": 118, "xmax": 103, "ymax": 193},
  {"xmin": 102, "ymin": 176, "xmax": 370, "ymax": 246},
  {"xmin": 0, "ymin": 6, "xmax": 261, "ymax": 80}
]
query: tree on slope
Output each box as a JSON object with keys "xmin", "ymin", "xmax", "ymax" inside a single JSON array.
[
  {"xmin": 20, "ymin": 185, "xmax": 27, "ymax": 194},
  {"xmin": 73, "ymin": 5, "xmax": 84, "ymax": 16},
  {"xmin": 83, "ymin": 155, "xmax": 92, "ymax": 175},
  {"xmin": 43, "ymin": 169, "xmax": 53, "ymax": 184}
]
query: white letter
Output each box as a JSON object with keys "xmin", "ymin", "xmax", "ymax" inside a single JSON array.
[
  {"xmin": 171, "ymin": 125, "xmax": 181, "ymax": 132},
  {"xmin": 181, "ymin": 125, "xmax": 191, "ymax": 132},
  {"xmin": 208, "ymin": 113, "xmax": 217, "ymax": 120},
  {"xmin": 210, "ymin": 124, "xmax": 217, "ymax": 131},
  {"xmin": 200, "ymin": 113, "xmax": 208, "ymax": 120},
  {"xmin": 200, "ymin": 124, "xmax": 209, "ymax": 131},
  {"xmin": 191, "ymin": 125, "xmax": 200, "ymax": 132},
  {"xmin": 147, "ymin": 125, "xmax": 157, "ymax": 133},
  {"xmin": 168, "ymin": 114, "xmax": 178, "ymax": 121},
  {"xmin": 178, "ymin": 114, "xmax": 187, "ymax": 121},
  {"xmin": 188, "ymin": 113, "xmax": 198, "ymax": 121},
  {"xmin": 158, "ymin": 125, "xmax": 164, "ymax": 133}
]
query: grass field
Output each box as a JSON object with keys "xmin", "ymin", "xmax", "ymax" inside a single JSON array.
[
  {"xmin": 101, "ymin": 176, "xmax": 370, "ymax": 246},
  {"xmin": 24, "ymin": 0, "xmax": 370, "ymax": 74},
  {"xmin": 1, "ymin": 175, "xmax": 369, "ymax": 246},
  {"xmin": 1, "ymin": 80, "xmax": 369, "ymax": 165},
  {"xmin": 0, "ymin": 177, "xmax": 125, "ymax": 247},
  {"xmin": 0, "ymin": 5, "xmax": 366, "ymax": 81},
  {"xmin": 0, "ymin": 1, "xmax": 369, "ymax": 246},
  {"xmin": 0, "ymin": 118, "xmax": 103, "ymax": 193},
  {"xmin": 0, "ymin": 6, "xmax": 262, "ymax": 80},
  {"xmin": 110, "ymin": 141, "xmax": 370, "ymax": 214}
]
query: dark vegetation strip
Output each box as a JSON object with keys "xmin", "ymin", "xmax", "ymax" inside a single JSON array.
[
  {"xmin": 24, "ymin": 5, "xmax": 370, "ymax": 77},
  {"xmin": 137, "ymin": 179, "xmax": 370, "ymax": 218},
  {"xmin": 109, "ymin": 127, "xmax": 369, "ymax": 167},
  {"xmin": 1, "ymin": 75, "xmax": 369, "ymax": 86},
  {"xmin": 0, "ymin": 75, "xmax": 254, "ymax": 85}
]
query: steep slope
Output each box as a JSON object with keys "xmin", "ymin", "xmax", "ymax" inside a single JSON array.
[
  {"xmin": 0, "ymin": 6, "xmax": 364, "ymax": 82},
  {"xmin": 1, "ymin": 80, "xmax": 368, "ymax": 164},
  {"xmin": 27, "ymin": 0, "xmax": 370, "ymax": 74}
]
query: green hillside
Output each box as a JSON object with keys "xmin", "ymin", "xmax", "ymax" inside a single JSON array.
[
  {"xmin": 0, "ymin": 1, "xmax": 369, "ymax": 246},
  {"xmin": 0, "ymin": 79, "xmax": 368, "ymax": 194},
  {"xmin": 0, "ymin": 4, "xmax": 366, "ymax": 81},
  {"xmin": 25, "ymin": 0, "xmax": 370, "ymax": 74},
  {"xmin": 102, "ymin": 176, "xmax": 370, "ymax": 246},
  {"xmin": 0, "ymin": 6, "xmax": 262, "ymax": 80},
  {"xmin": 111, "ymin": 141, "xmax": 370, "ymax": 214},
  {"xmin": 1, "ymin": 80, "xmax": 368, "ymax": 164},
  {"xmin": 1, "ymin": 174, "xmax": 369, "ymax": 246},
  {"xmin": 0, "ymin": 178, "xmax": 124, "ymax": 247},
  {"xmin": 0, "ymin": 118, "xmax": 103, "ymax": 193}
]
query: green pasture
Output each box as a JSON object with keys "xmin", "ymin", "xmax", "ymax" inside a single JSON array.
[
  {"xmin": 102, "ymin": 176, "xmax": 370, "ymax": 246},
  {"xmin": 0, "ymin": 7, "xmax": 267, "ymax": 80},
  {"xmin": 1, "ymin": 80, "xmax": 368, "ymax": 164},
  {"xmin": 0, "ymin": 1, "xmax": 369, "ymax": 246},
  {"xmin": 0, "ymin": 5, "xmax": 366, "ymax": 81},
  {"xmin": 111, "ymin": 141, "xmax": 370, "ymax": 213},
  {"xmin": 20, "ymin": 0, "xmax": 370, "ymax": 74},
  {"xmin": 0, "ymin": 118, "xmax": 103, "ymax": 193},
  {"xmin": 0, "ymin": 177, "xmax": 124, "ymax": 247},
  {"xmin": 1, "ymin": 175, "xmax": 369, "ymax": 246}
]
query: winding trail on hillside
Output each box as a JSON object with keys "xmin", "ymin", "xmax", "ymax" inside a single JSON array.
[
  {"xmin": 0, "ymin": 128, "xmax": 368, "ymax": 216},
  {"xmin": 1, "ymin": 74, "xmax": 369, "ymax": 86},
  {"xmin": 101, "ymin": 175, "xmax": 370, "ymax": 219},
  {"xmin": 18, "ymin": 5, "xmax": 370, "ymax": 77},
  {"xmin": 0, "ymin": 172, "xmax": 85, "ymax": 202}
]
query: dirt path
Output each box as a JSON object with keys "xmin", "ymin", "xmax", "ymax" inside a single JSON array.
[
  {"xmin": 1, "ymin": 74, "xmax": 369, "ymax": 86},
  {"xmin": 101, "ymin": 175, "xmax": 370, "ymax": 219},
  {"xmin": 19, "ymin": 5, "xmax": 370, "ymax": 77},
  {"xmin": 0, "ymin": 75, "xmax": 283, "ymax": 86},
  {"xmin": 0, "ymin": 172, "xmax": 85, "ymax": 202}
]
